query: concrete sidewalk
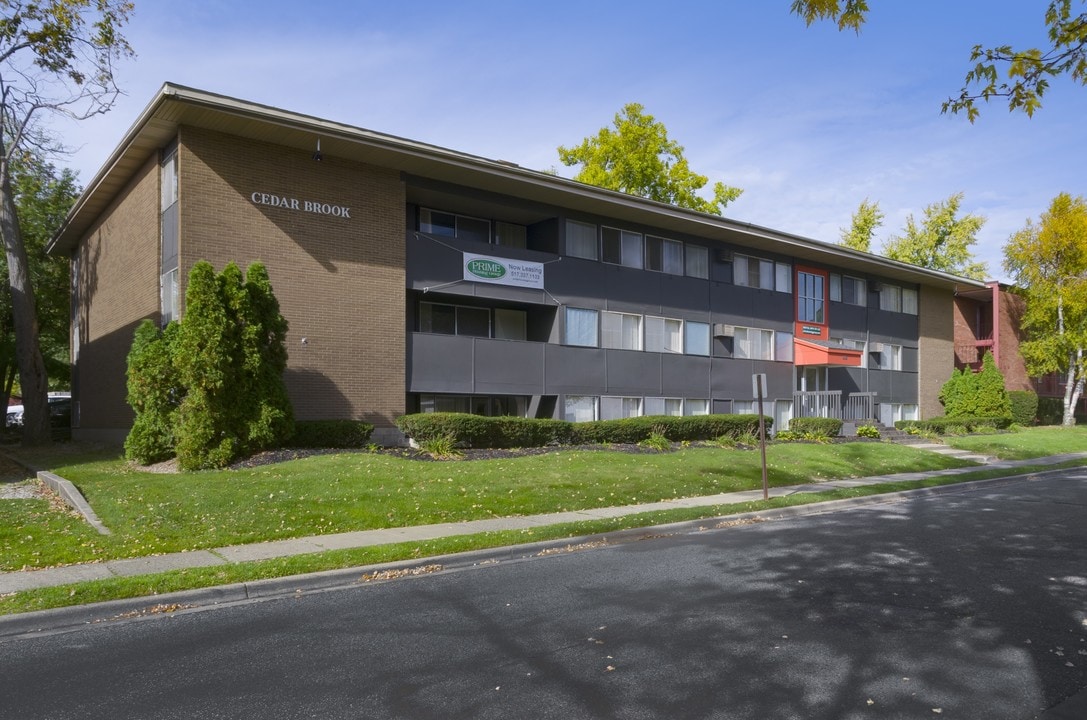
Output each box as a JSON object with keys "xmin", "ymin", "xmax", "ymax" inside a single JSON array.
[{"xmin": 3, "ymin": 452, "xmax": 1085, "ymax": 596}]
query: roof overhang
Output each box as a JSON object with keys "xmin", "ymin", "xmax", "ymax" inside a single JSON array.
[
  {"xmin": 794, "ymin": 338, "xmax": 864, "ymax": 367},
  {"xmin": 46, "ymin": 83, "xmax": 989, "ymax": 294}
]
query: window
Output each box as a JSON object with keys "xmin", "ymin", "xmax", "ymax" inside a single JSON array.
[
  {"xmin": 601, "ymin": 396, "xmax": 642, "ymax": 420},
  {"xmin": 775, "ymin": 331, "xmax": 794, "ymax": 363},
  {"xmin": 684, "ymin": 399, "xmax": 709, "ymax": 416},
  {"xmin": 734, "ymin": 401, "xmax": 755, "ymax": 415},
  {"xmin": 684, "ymin": 321, "xmax": 711, "ymax": 356},
  {"xmin": 685, "ymin": 245, "xmax": 709, "ymax": 279},
  {"xmin": 735, "ymin": 327, "xmax": 774, "ymax": 360},
  {"xmin": 566, "ymin": 220, "xmax": 598, "ymax": 260},
  {"xmin": 564, "ymin": 307, "xmax": 599, "ymax": 347},
  {"xmin": 735, "ymin": 255, "xmax": 790, "ymax": 291},
  {"xmin": 646, "ymin": 236, "xmax": 684, "ymax": 274},
  {"xmin": 646, "ymin": 316, "xmax": 683, "ymax": 353},
  {"xmin": 494, "ymin": 221, "xmax": 527, "ymax": 249},
  {"xmin": 602, "ymin": 311, "xmax": 643, "ymax": 350},
  {"xmin": 797, "ymin": 271, "xmax": 825, "ymax": 324},
  {"xmin": 879, "ymin": 284, "xmax": 902, "ymax": 312},
  {"xmin": 160, "ymin": 268, "xmax": 179, "ymax": 325},
  {"xmin": 565, "ymin": 395, "xmax": 598, "ymax": 422},
  {"xmin": 645, "ymin": 397, "xmax": 683, "ymax": 416},
  {"xmin": 494, "ymin": 308, "xmax": 527, "ymax": 340},
  {"xmin": 830, "ymin": 274, "xmax": 866, "ymax": 306},
  {"xmin": 902, "ymin": 287, "xmax": 918, "ymax": 315},
  {"xmin": 601, "ymin": 227, "xmax": 644, "ymax": 269},
  {"xmin": 878, "ymin": 344, "xmax": 903, "ymax": 370},
  {"xmin": 420, "ymin": 209, "xmax": 490, "ymax": 243},
  {"xmin": 419, "ymin": 302, "xmax": 490, "ymax": 337},
  {"xmin": 420, "ymin": 395, "xmax": 528, "ymax": 417}
]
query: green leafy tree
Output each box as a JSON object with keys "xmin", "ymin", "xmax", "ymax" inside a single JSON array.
[
  {"xmin": 0, "ymin": 153, "xmax": 77, "ymax": 411},
  {"xmin": 839, "ymin": 198, "xmax": 883, "ymax": 252},
  {"xmin": 558, "ymin": 103, "xmax": 742, "ymax": 215},
  {"xmin": 882, "ymin": 192, "xmax": 988, "ymax": 279},
  {"xmin": 1004, "ymin": 192, "xmax": 1087, "ymax": 426},
  {"xmin": 0, "ymin": 0, "xmax": 134, "ymax": 444},
  {"xmin": 790, "ymin": 0, "xmax": 1087, "ymax": 120}
]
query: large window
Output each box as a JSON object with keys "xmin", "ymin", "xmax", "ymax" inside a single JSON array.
[
  {"xmin": 646, "ymin": 235, "xmax": 684, "ymax": 274},
  {"xmin": 565, "ymin": 307, "xmax": 599, "ymax": 347},
  {"xmin": 645, "ymin": 316, "xmax": 683, "ymax": 353},
  {"xmin": 684, "ymin": 321, "xmax": 711, "ymax": 356},
  {"xmin": 602, "ymin": 311, "xmax": 643, "ymax": 350},
  {"xmin": 830, "ymin": 274, "xmax": 866, "ymax": 306},
  {"xmin": 735, "ymin": 254, "xmax": 790, "ymax": 292},
  {"xmin": 601, "ymin": 227, "xmax": 644, "ymax": 269},
  {"xmin": 876, "ymin": 343, "xmax": 903, "ymax": 370},
  {"xmin": 684, "ymin": 399, "xmax": 709, "ymax": 416},
  {"xmin": 601, "ymin": 396, "xmax": 642, "ymax": 420},
  {"xmin": 565, "ymin": 396, "xmax": 598, "ymax": 422},
  {"xmin": 797, "ymin": 270, "xmax": 825, "ymax": 324},
  {"xmin": 420, "ymin": 395, "xmax": 528, "ymax": 417},
  {"xmin": 645, "ymin": 397, "xmax": 684, "ymax": 416},
  {"xmin": 685, "ymin": 245, "xmax": 709, "ymax": 279},
  {"xmin": 902, "ymin": 288, "xmax": 918, "ymax": 315},
  {"xmin": 775, "ymin": 331, "xmax": 794, "ymax": 363},
  {"xmin": 420, "ymin": 208, "xmax": 490, "ymax": 243},
  {"xmin": 160, "ymin": 145, "xmax": 179, "ymax": 325},
  {"xmin": 879, "ymin": 284, "xmax": 902, "ymax": 313},
  {"xmin": 566, "ymin": 220, "xmax": 598, "ymax": 260},
  {"xmin": 419, "ymin": 302, "xmax": 490, "ymax": 337},
  {"xmin": 735, "ymin": 327, "xmax": 774, "ymax": 360}
]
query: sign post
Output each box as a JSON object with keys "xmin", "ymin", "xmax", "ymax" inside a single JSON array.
[{"xmin": 753, "ymin": 373, "xmax": 769, "ymax": 500}]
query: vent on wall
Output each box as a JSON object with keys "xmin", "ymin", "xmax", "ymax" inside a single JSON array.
[{"xmin": 713, "ymin": 323, "xmax": 736, "ymax": 338}]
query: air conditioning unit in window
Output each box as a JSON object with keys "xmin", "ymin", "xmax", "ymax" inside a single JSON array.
[
  {"xmin": 713, "ymin": 323, "xmax": 736, "ymax": 338},
  {"xmin": 869, "ymin": 342, "xmax": 885, "ymax": 353}
]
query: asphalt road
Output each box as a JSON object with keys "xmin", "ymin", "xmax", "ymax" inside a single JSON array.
[{"xmin": 2, "ymin": 471, "xmax": 1086, "ymax": 719}]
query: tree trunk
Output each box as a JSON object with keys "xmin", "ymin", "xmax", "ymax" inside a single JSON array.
[
  {"xmin": 0, "ymin": 168, "xmax": 51, "ymax": 445},
  {"xmin": 1066, "ymin": 347, "xmax": 1085, "ymax": 427}
]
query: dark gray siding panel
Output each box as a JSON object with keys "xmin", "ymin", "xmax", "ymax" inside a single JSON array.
[
  {"xmin": 660, "ymin": 275, "xmax": 712, "ymax": 318},
  {"xmin": 603, "ymin": 266, "xmax": 661, "ymax": 314},
  {"xmin": 661, "ymin": 356, "xmax": 713, "ymax": 397},
  {"xmin": 710, "ymin": 359, "xmax": 792, "ymax": 399},
  {"xmin": 473, "ymin": 339, "xmax": 545, "ymax": 394},
  {"xmin": 409, "ymin": 333, "xmax": 475, "ymax": 393},
  {"xmin": 869, "ymin": 311, "xmax": 918, "ymax": 344},
  {"xmin": 830, "ymin": 303, "xmax": 867, "ymax": 334},
  {"xmin": 545, "ymin": 344, "xmax": 607, "ymax": 394},
  {"xmin": 605, "ymin": 351, "xmax": 663, "ymax": 395}
]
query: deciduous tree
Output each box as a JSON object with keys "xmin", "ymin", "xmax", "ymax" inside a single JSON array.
[
  {"xmin": 882, "ymin": 192, "xmax": 987, "ymax": 279},
  {"xmin": 558, "ymin": 103, "xmax": 742, "ymax": 215},
  {"xmin": 0, "ymin": 0, "xmax": 134, "ymax": 444},
  {"xmin": 1004, "ymin": 192, "xmax": 1087, "ymax": 426},
  {"xmin": 790, "ymin": 0, "xmax": 1087, "ymax": 120},
  {"xmin": 839, "ymin": 198, "xmax": 883, "ymax": 252}
]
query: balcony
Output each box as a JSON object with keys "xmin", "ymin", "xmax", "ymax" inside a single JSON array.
[{"xmin": 954, "ymin": 333, "xmax": 994, "ymax": 371}]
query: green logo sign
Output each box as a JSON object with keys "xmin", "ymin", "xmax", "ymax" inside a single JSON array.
[{"xmin": 466, "ymin": 259, "xmax": 506, "ymax": 280}]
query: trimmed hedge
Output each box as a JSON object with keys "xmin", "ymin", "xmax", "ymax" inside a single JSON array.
[
  {"xmin": 788, "ymin": 416, "xmax": 842, "ymax": 437},
  {"xmin": 1008, "ymin": 390, "xmax": 1039, "ymax": 426},
  {"xmin": 289, "ymin": 420, "xmax": 375, "ymax": 448},
  {"xmin": 395, "ymin": 413, "xmax": 770, "ymax": 449},
  {"xmin": 896, "ymin": 416, "xmax": 1013, "ymax": 434},
  {"xmin": 1037, "ymin": 396, "xmax": 1064, "ymax": 426}
]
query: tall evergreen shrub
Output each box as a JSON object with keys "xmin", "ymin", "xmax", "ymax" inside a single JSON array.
[
  {"xmin": 123, "ymin": 320, "xmax": 183, "ymax": 464},
  {"xmin": 939, "ymin": 367, "xmax": 977, "ymax": 417},
  {"xmin": 975, "ymin": 351, "xmax": 1012, "ymax": 418},
  {"xmin": 242, "ymin": 263, "xmax": 293, "ymax": 448}
]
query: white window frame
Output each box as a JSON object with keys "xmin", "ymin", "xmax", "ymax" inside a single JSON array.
[
  {"xmin": 880, "ymin": 343, "xmax": 903, "ymax": 371},
  {"xmin": 734, "ymin": 326, "xmax": 774, "ymax": 360},
  {"xmin": 601, "ymin": 311, "xmax": 643, "ymax": 351},
  {"xmin": 564, "ymin": 307, "xmax": 599, "ymax": 347},
  {"xmin": 685, "ymin": 245, "xmax": 709, "ymax": 279},
  {"xmin": 601, "ymin": 396, "xmax": 643, "ymax": 420},
  {"xmin": 645, "ymin": 397, "xmax": 684, "ymax": 416},
  {"xmin": 646, "ymin": 235, "xmax": 684, "ymax": 275},
  {"xmin": 645, "ymin": 316, "xmax": 684, "ymax": 354},
  {"xmin": 601, "ymin": 226, "xmax": 644, "ymax": 269},
  {"xmin": 684, "ymin": 399, "xmax": 709, "ymax": 416},
  {"xmin": 902, "ymin": 287, "xmax": 918, "ymax": 315},
  {"xmin": 565, "ymin": 220, "xmax": 598, "ymax": 260},
  {"xmin": 879, "ymin": 284, "xmax": 902, "ymax": 313},
  {"xmin": 684, "ymin": 321, "xmax": 711, "ymax": 356},
  {"xmin": 564, "ymin": 395, "xmax": 599, "ymax": 422}
]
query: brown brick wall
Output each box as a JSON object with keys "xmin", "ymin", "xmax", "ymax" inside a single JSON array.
[
  {"xmin": 74, "ymin": 156, "xmax": 161, "ymax": 439},
  {"xmin": 997, "ymin": 290, "xmax": 1032, "ymax": 392},
  {"xmin": 177, "ymin": 126, "xmax": 406, "ymax": 428},
  {"xmin": 918, "ymin": 285, "xmax": 954, "ymax": 419}
]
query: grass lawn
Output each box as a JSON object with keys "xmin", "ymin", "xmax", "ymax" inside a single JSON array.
[
  {"xmin": 1, "ymin": 441, "xmax": 972, "ymax": 573},
  {"xmin": 943, "ymin": 425, "xmax": 1087, "ymax": 460}
]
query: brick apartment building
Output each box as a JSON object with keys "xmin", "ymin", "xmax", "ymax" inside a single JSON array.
[{"xmin": 49, "ymin": 84, "xmax": 989, "ymax": 444}]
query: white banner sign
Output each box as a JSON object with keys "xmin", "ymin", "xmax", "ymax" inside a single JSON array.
[{"xmin": 463, "ymin": 253, "xmax": 544, "ymax": 290}]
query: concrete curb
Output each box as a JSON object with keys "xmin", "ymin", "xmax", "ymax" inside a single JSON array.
[{"xmin": 37, "ymin": 471, "xmax": 111, "ymax": 535}]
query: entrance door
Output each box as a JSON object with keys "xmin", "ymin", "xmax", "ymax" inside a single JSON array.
[{"xmin": 796, "ymin": 366, "xmax": 827, "ymax": 392}]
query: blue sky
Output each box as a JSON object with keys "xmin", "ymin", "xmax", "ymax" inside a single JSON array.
[{"xmin": 51, "ymin": 1, "xmax": 1087, "ymax": 282}]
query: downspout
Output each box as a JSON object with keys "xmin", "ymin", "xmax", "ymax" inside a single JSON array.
[{"xmin": 990, "ymin": 281, "xmax": 1000, "ymax": 370}]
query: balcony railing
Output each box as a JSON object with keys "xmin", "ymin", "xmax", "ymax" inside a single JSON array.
[{"xmin": 793, "ymin": 391, "xmax": 877, "ymax": 422}]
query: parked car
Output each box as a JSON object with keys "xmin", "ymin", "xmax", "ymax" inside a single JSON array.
[{"xmin": 6, "ymin": 392, "xmax": 71, "ymax": 428}]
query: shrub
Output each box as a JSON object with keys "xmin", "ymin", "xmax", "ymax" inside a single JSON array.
[
  {"xmin": 939, "ymin": 367, "xmax": 977, "ymax": 417},
  {"xmin": 418, "ymin": 433, "xmax": 462, "ymax": 459},
  {"xmin": 788, "ymin": 416, "xmax": 842, "ymax": 438},
  {"xmin": 124, "ymin": 320, "xmax": 183, "ymax": 465},
  {"xmin": 395, "ymin": 413, "xmax": 769, "ymax": 449},
  {"xmin": 289, "ymin": 420, "xmax": 374, "ymax": 448},
  {"xmin": 1037, "ymin": 396, "xmax": 1064, "ymax": 426},
  {"xmin": 975, "ymin": 352, "xmax": 1012, "ymax": 418},
  {"xmin": 896, "ymin": 416, "xmax": 1013, "ymax": 435},
  {"xmin": 638, "ymin": 427, "xmax": 671, "ymax": 452},
  {"xmin": 855, "ymin": 424, "xmax": 881, "ymax": 439},
  {"xmin": 1008, "ymin": 390, "xmax": 1039, "ymax": 426}
]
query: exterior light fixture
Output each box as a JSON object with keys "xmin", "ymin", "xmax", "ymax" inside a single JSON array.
[{"xmin": 312, "ymin": 138, "xmax": 322, "ymax": 162}]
